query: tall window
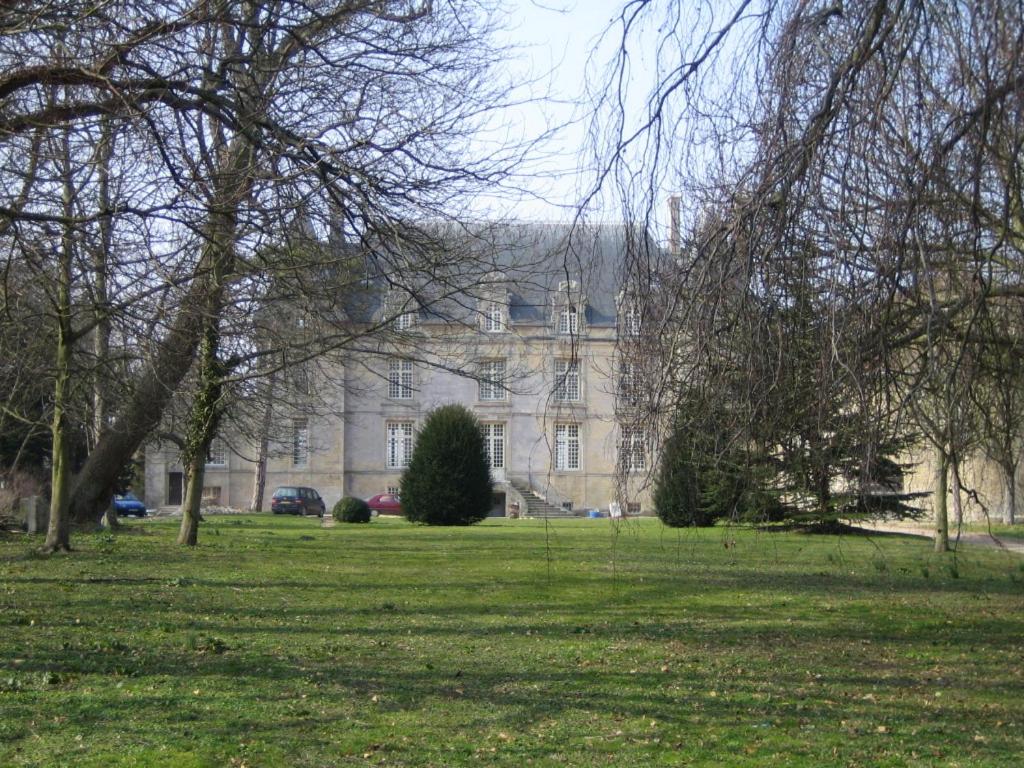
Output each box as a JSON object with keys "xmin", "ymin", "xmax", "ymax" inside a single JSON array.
[
  {"xmin": 479, "ymin": 359, "xmax": 507, "ymax": 401},
  {"xmin": 388, "ymin": 359, "xmax": 414, "ymax": 399},
  {"xmin": 206, "ymin": 438, "xmax": 226, "ymax": 467},
  {"xmin": 554, "ymin": 359, "xmax": 580, "ymax": 402},
  {"xmin": 623, "ymin": 305, "xmax": 641, "ymax": 336},
  {"xmin": 554, "ymin": 423, "xmax": 580, "ymax": 471},
  {"xmin": 386, "ymin": 421, "xmax": 415, "ymax": 469},
  {"xmin": 483, "ymin": 301, "xmax": 504, "ymax": 332},
  {"xmin": 620, "ymin": 426, "xmax": 647, "ymax": 472},
  {"xmin": 292, "ymin": 419, "xmax": 309, "ymax": 467},
  {"xmin": 558, "ymin": 306, "xmax": 579, "ymax": 335},
  {"xmin": 619, "ymin": 360, "xmax": 639, "ymax": 406},
  {"xmin": 291, "ymin": 362, "xmax": 310, "ymax": 395},
  {"xmin": 481, "ymin": 423, "xmax": 505, "ymax": 469}
]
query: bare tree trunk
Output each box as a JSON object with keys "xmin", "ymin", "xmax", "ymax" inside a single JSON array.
[
  {"xmin": 42, "ymin": 332, "xmax": 72, "ymax": 553},
  {"xmin": 42, "ymin": 130, "xmax": 75, "ymax": 554},
  {"xmin": 950, "ymin": 455, "xmax": 964, "ymax": 530},
  {"xmin": 177, "ymin": 452, "xmax": 205, "ymax": 546},
  {"xmin": 933, "ymin": 444, "xmax": 950, "ymax": 553},
  {"xmin": 250, "ymin": 445, "xmax": 268, "ymax": 512},
  {"xmin": 68, "ymin": 289, "xmax": 213, "ymax": 525},
  {"xmin": 815, "ymin": 464, "xmax": 831, "ymax": 522},
  {"xmin": 249, "ymin": 371, "xmax": 275, "ymax": 512},
  {"xmin": 69, "ymin": 139, "xmax": 252, "ymax": 527},
  {"xmin": 94, "ymin": 121, "xmax": 118, "ymax": 531},
  {"xmin": 101, "ymin": 501, "xmax": 120, "ymax": 529},
  {"xmin": 1003, "ymin": 471, "xmax": 1017, "ymax": 525},
  {"xmin": 92, "ymin": 116, "xmax": 113, "ymax": 449},
  {"xmin": 176, "ymin": 306, "xmax": 226, "ymax": 546}
]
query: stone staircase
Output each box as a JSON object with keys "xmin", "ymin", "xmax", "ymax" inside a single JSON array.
[{"xmin": 508, "ymin": 478, "xmax": 575, "ymax": 519}]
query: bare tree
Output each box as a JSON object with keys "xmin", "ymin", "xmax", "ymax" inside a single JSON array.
[
  {"xmin": 972, "ymin": 304, "xmax": 1024, "ymax": 525},
  {"xmin": 0, "ymin": 2, "xmax": 528, "ymax": 546}
]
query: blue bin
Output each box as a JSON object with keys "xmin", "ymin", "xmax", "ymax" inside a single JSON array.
[{"xmin": 587, "ymin": 510, "xmax": 603, "ymax": 518}]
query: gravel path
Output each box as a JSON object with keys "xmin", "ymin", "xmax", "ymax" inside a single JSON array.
[{"xmin": 861, "ymin": 522, "xmax": 1024, "ymax": 555}]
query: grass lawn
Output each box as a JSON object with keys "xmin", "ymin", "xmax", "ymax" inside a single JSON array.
[{"xmin": 1, "ymin": 516, "xmax": 1022, "ymax": 767}]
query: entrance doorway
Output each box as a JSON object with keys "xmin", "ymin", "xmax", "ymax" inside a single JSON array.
[
  {"xmin": 488, "ymin": 492, "xmax": 506, "ymax": 517},
  {"xmin": 167, "ymin": 472, "xmax": 183, "ymax": 505}
]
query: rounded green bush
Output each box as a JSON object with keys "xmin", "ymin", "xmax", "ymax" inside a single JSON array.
[
  {"xmin": 332, "ymin": 496, "xmax": 371, "ymax": 523},
  {"xmin": 400, "ymin": 404, "xmax": 493, "ymax": 525}
]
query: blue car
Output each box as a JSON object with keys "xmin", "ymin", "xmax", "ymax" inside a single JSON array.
[{"xmin": 113, "ymin": 492, "xmax": 147, "ymax": 517}]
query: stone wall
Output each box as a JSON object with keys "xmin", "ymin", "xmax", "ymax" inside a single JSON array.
[
  {"xmin": 902, "ymin": 446, "xmax": 1023, "ymax": 524},
  {"xmin": 19, "ymin": 496, "xmax": 49, "ymax": 533}
]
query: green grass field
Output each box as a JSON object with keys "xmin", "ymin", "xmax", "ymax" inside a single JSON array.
[{"xmin": 1, "ymin": 516, "xmax": 1022, "ymax": 767}]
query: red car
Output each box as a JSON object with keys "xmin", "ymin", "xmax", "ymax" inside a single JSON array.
[{"xmin": 367, "ymin": 493, "xmax": 402, "ymax": 515}]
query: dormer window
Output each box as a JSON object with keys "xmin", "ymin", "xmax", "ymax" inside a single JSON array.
[
  {"xmin": 385, "ymin": 288, "xmax": 417, "ymax": 331},
  {"xmin": 395, "ymin": 311, "xmax": 416, "ymax": 331},
  {"xmin": 615, "ymin": 286, "xmax": 644, "ymax": 337},
  {"xmin": 554, "ymin": 279, "xmax": 585, "ymax": 336},
  {"xmin": 483, "ymin": 301, "xmax": 505, "ymax": 333},
  {"xmin": 480, "ymin": 271, "xmax": 509, "ymax": 334},
  {"xmin": 558, "ymin": 306, "xmax": 579, "ymax": 335}
]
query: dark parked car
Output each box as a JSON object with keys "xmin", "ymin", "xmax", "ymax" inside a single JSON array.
[
  {"xmin": 113, "ymin": 492, "xmax": 147, "ymax": 517},
  {"xmin": 270, "ymin": 486, "xmax": 326, "ymax": 517},
  {"xmin": 366, "ymin": 493, "xmax": 402, "ymax": 516}
]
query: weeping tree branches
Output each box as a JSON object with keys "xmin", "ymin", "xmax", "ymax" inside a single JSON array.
[{"xmin": 593, "ymin": 0, "xmax": 1024, "ymax": 542}]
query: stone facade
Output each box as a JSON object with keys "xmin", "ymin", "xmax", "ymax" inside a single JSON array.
[
  {"xmin": 145, "ymin": 224, "xmax": 655, "ymax": 517},
  {"xmin": 902, "ymin": 445, "xmax": 1024, "ymax": 525}
]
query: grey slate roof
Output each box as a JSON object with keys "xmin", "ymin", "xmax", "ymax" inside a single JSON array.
[{"xmin": 355, "ymin": 221, "xmax": 658, "ymax": 328}]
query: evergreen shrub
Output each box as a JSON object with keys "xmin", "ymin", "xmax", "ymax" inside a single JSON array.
[
  {"xmin": 333, "ymin": 496, "xmax": 371, "ymax": 523},
  {"xmin": 401, "ymin": 404, "xmax": 493, "ymax": 525},
  {"xmin": 653, "ymin": 423, "xmax": 717, "ymax": 527},
  {"xmin": 653, "ymin": 421, "xmax": 763, "ymax": 527}
]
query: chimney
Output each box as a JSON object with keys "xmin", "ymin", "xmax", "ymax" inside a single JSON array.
[
  {"xmin": 668, "ymin": 195, "xmax": 681, "ymax": 255},
  {"xmin": 327, "ymin": 202, "xmax": 345, "ymax": 246}
]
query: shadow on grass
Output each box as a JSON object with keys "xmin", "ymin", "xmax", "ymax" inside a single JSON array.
[
  {"xmin": 6, "ymin": 554, "xmax": 1022, "ymax": 596},
  {"xmin": 3, "ymin": 521, "xmax": 1023, "ymax": 765},
  {"xmin": 4, "ymin": 630, "xmax": 1022, "ymax": 768}
]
